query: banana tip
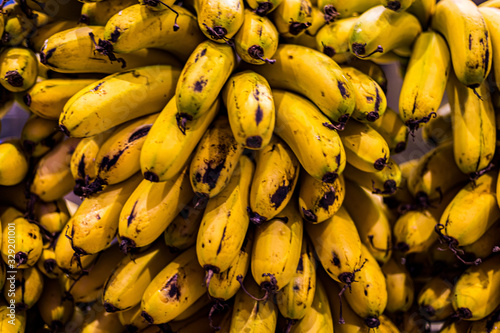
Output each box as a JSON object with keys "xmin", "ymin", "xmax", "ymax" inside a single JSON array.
[
  {"xmin": 255, "ymin": 2, "xmax": 273, "ymax": 16},
  {"xmin": 119, "ymin": 237, "xmax": 136, "ymax": 254},
  {"xmin": 386, "ymin": 1, "xmax": 401, "ymax": 11},
  {"xmin": 103, "ymin": 302, "xmax": 120, "ymax": 313},
  {"xmin": 15, "ymin": 252, "xmax": 28, "ymax": 266},
  {"xmin": 364, "ymin": 316, "xmax": 380, "ymax": 328},
  {"xmin": 141, "ymin": 311, "xmax": 154, "ymax": 324},
  {"xmin": 143, "ymin": 171, "xmax": 159, "ymax": 182}
]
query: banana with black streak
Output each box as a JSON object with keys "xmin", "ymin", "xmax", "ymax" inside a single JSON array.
[
  {"xmin": 382, "ymin": 258, "xmax": 414, "ymax": 313},
  {"xmin": 0, "ymin": 47, "xmax": 38, "ymax": 93},
  {"xmin": 417, "ymin": 276, "xmax": 454, "ymax": 321},
  {"xmin": 4, "ymin": 267, "xmax": 44, "ymax": 310},
  {"xmin": 284, "ymin": 5, "xmax": 326, "ymax": 49},
  {"xmin": 1, "ymin": 4, "xmax": 37, "ymax": 47},
  {"xmin": 0, "ymin": 140, "xmax": 29, "ymax": 186},
  {"xmin": 20, "ymin": 115, "xmax": 64, "ymax": 157},
  {"xmin": 344, "ymin": 159, "xmax": 401, "ymax": 196},
  {"xmin": 37, "ymin": 246, "xmax": 63, "ymax": 279},
  {"xmin": 193, "ymin": 0, "xmax": 244, "ymax": 42},
  {"xmin": 467, "ymin": 308, "xmax": 500, "ymax": 332},
  {"xmin": 164, "ymin": 199, "xmax": 205, "ymax": 251},
  {"xmin": 246, "ymin": 0, "xmax": 282, "ymax": 15},
  {"xmin": 315, "ymin": 16, "xmax": 357, "ymax": 64},
  {"xmin": 381, "ymin": 0, "xmax": 414, "ymax": 12},
  {"xmin": 38, "ymin": 278, "xmax": 74, "ymax": 330},
  {"xmin": 272, "ymin": 0, "xmax": 313, "ymax": 38},
  {"xmin": 393, "ymin": 210, "xmax": 438, "ymax": 255}
]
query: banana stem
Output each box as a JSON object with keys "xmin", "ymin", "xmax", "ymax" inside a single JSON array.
[
  {"xmin": 208, "ymin": 299, "xmax": 228, "ymax": 331},
  {"xmin": 255, "ymin": 2, "xmax": 273, "ymax": 16},
  {"xmin": 236, "ymin": 275, "xmax": 270, "ymax": 302},
  {"xmin": 323, "ymin": 5, "xmax": 340, "ymax": 23},
  {"xmin": 202, "ymin": 23, "xmax": 233, "ymax": 46},
  {"xmin": 88, "ymin": 32, "xmax": 126, "ymax": 68},
  {"xmin": 143, "ymin": 0, "xmax": 179, "ymax": 31},
  {"xmin": 406, "ymin": 112, "xmax": 437, "ymax": 138},
  {"xmin": 434, "ymin": 224, "xmax": 482, "ymax": 266},
  {"xmin": 248, "ymin": 45, "xmax": 276, "ymax": 64}
]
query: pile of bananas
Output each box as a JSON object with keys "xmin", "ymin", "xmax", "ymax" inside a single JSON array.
[{"xmin": 1, "ymin": 0, "xmax": 500, "ymax": 331}]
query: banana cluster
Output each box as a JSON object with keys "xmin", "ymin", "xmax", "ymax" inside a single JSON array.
[{"xmin": 1, "ymin": 0, "xmax": 500, "ymax": 331}]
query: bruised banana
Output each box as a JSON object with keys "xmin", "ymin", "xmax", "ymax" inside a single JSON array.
[
  {"xmin": 248, "ymin": 135, "xmax": 300, "ymax": 225},
  {"xmin": 382, "ymin": 258, "xmax": 414, "ymax": 313},
  {"xmin": 0, "ymin": 140, "xmax": 29, "ymax": 186},
  {"xmin": 343, "ymin": 159, "xmax": 401, "ymax": 196},
  {"xmin": 417, "ymin": 276, "xmax": 454, "ymax": 321},
  {"xmin": 3, "ymin": 266, "xmax": 44, "ymax": 310},
  {"xmin": 37, "ymin": 246, "xmax": 63, "ymax": 279},
  {"xmin": 34, "ymin": 199, "xmax": 70, "ymax": 235},
  {"xmin": 315, "ymin": 16, "xmax": 358, "ymax": 64},
  {"xmin": 164, "ymin": 199, "xmax": 205, "ymax": 251},
  {"xmin": 370, "ymin": 107, "xmax": 408, "ymax": 154},
  {"xmin": 193, "ymin": 0, "xmax": 244, "ymax": 42},
  {"xmin": 20, "ymin": 115, "xmax": 64, "ymax": 157},
  {"xmin": 0, "ymin": 47, "xmax": 38, "ymax": 93},
  {"xmin": 37, "ymin": 277, "xmax": 74, "ymax": 330},
  {"xmin": 393, "ymin": 209, "xmax": 438, "ymax": 255},
  {"xmin": 272, "ymin": 0, "xmax": 313, "ymax": 38}
]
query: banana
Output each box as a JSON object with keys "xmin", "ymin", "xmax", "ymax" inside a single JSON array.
[
  {"xmin": 102, "ymin": 240, "xmax": 177, "ymax": 312},
  {"xmin": 222, "ymin": 70, "xmax": 275, "ymax": 149},
  {"xmin": 447, "ymin": 71, "xmax": 496, "ymax": 176},
  {"xmin": 462, "ymin": 220, "xmax": 500, "ymax": 260},
  {"xmin": 30, "ymin": 138, "xmax": 80, "ymax": 202},
  {"xmin": 440, "ymin": 321, "xmax": 471, "ymax": 333},
  {"xmin": 378, "ymin": 315, "xmax": 400, "ymax": 333},
  {"xmin": 1, "ymin": 4, "xmax": 36, "ymax": 47},
  {"xmin": 4, "ymin": 266, "xmax": 44, "ymax": 310},
  {"xmin": 171, "ymin": 295, "xmax": 211, "ymax": 321},
  {"xmin": 276, "ymin": 238, "xmax": 316, "ymax": 322},
  {"xmin": 246, "ymin": 0, "xmax": 282, "ymax": 15},
  {"xmin": 381, "ymin": 0, "xmax": 414, "ymax": 12},
  {"xmin": 118, "ymin": 165, "xmax": 193, "ymax": 252},
  {"xmin": 140, "ymin": 97, "xmax": 220, "ymax": 183},
  {"xmin": 341, "ymin": 66, "xmax": 387, "ymax": 123},
  {"xmin": 343, "ymin": 179, "xmax": 392, "ymax": 263},
  {"xmin": 468, "ymin": 308, "xmax": 500, "ymax": 332},
  {"xmin": 393, "ymin": 209, "xmax": 438, "ymax": 255},
  {"xmin": 0, "ymin": 140, "xmax": 28, "ymax": 186},
  {"xmin": 197, "ymin": 155, "xmax": 254, "ymax": 278},
  {"xmin": 230, "ymin": 276, "xmax": 278, "ymax": 332},
  {"xmin": 298, "ymin": 172, "xmax": 345, "ymax": 224},
  {"xmin": 272, "ymin": 0, "xmax": 312, "ymax": 38},
  {"xmin": 349, "ymin": 5, "xmax": 421, "ymax": 59},
  {"xmin": 103, "ymin": 4, "xmax": 206, "ymax": 61},
  {"xmin": 164, "ymin": 199, "xmax": 205, "ymax": 251},
  {"xmin": 69, "ymin": 173, "xmax": 143, "ymax": 255},
  {"xmin": 40, "ymin": 26, "xmax": 181, "ymax": 74},
  {"xmin": 272, "ymin": 89, "xmax": 346, "ymax": 183},
  {"xmin": 250, "ymin": 45, "xmax": 356, "ymax": 126},
  {"xmin": 65, "ymin": 305, "xmax": 85, "ymax": 333},
  {"xmin": 399, "ymin": 31, "xmax": 450, "ymax": 130},
  {"xmin": 193, "ymin": 0, "xmax": 244, "ymax": 42},
  {"xmin": 140, "ymin": 246, "xmax": 206, "ymax": 325},
  {"xmin": 422, "ymin": 111, "xmax": 453, "ymax": 147},
  {"xmin": 481, "ymin": 0, "xmax": 500, "ymax": 7},
  {"xmin": 318, "ymin": 0, "xmax": 381, "ymax": 21},
  {"xmin": 137, "ymin": 0, "xmax": 175, "ymax": 11},
  {"xmin": 339, "ymin": 120, "xmax": 390, "ymax": 173},
  {"xmin": 431, "ymin": 0, "xmax": 491, "ymax": 88},
  {"xmin": 36, "ymin": 245, "xmax": 63, "ymax": 278},
  {"xmin": 315, "ymin": 16, "xmax": 358, "ymax": 64},
  {"xmin": 81, "ymin": 308, "xmax": 123, "ymax": 333},
  {"xmin": 118, "ymin": 304, "xmax": 150, "ymax": 332},
  {"xmin": 234, "ymin": 10, "xmax": 279, "ymax": 65},
  {"xmin": 283, "ymin": 4, "xmax": 325, "ymax": 48},
  {"xmin": 344, "ymin": 158, "xmax": 401, "ymax": 196},
  {"xmin": 189, "ymin": 116, "xmax": 244, "ymax": 199},
  {"xmin": 21, "ymin": 114, "xmax": 64, "ymax": 157},
  {"xmin": 28, "ymin": 20, "xmax": 79, "ymax": 51},
  {"xmin": 80, "ymin": 0, "xmax": 137, "ymax": 26},
  {"xmin": 0, "ymin": 299, "xmax": 26, "ymax": 333},
  {"xmin": 0, "ymin": 47, "xmax": 38, "ymax": 93},
  {"xmin": 382, "ymin": 258, "xmax": 414, "ymax": 313},
  {"xmin": 407, "ymin": 0, "xmax": 435, "ymax": 29},
  {"xmin": 417, "ymin": 276, "xmax": 454, "ymax": 321},
  {"xmin": 0, "ymin": 206, "xmax": 43, "ymax": 268},
  {"xmin": 25, "ymin": 78, "xmax": 97, "ymax": 120},
  {"xmin": 248, "ymin": 136, "xmax": 300, "ymax": 224},
  {"xmin": 453, "ymin": 255, "xmax": 500, "ymax": 321},
  {"xmin": 38, "ymin": 277, "xmax": 74, "ymax": 330}
]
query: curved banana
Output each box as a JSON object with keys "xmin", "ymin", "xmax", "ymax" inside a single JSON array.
[
  {"xmin": 393, "ymin": 209, "xmax": 438, "ymax": 255},
  {"xmin": 36, "ymin": 245, "xmax": 63, "ymax": 279},
  {"xmin": 81, "ymin": 0, "xmax": 137, "ymax": 26},
  {"xmin": 38, "ymin": 277, "xmax": 74, "ymax": 330},
  {"xmin": 462, "ymin": 220, "xmax": 500, "ymax": 260},
  {"xmin": 382, "ymin": 258, "xmax": 414, "ymax": 313},
  {"xmin": 4, "ymin": 267, "xmax": 44, "ymax": 310},
  {"xmin": 0, "ymin": 47, "xmax": 38, "ymax": 93},
  {"xmin": 417, "ymin": 276, "xmax": 454, "ymax": 321},
  {"xmin": 118, "ymin": 304, "xmax": 149, "ymax": 332},
  {"xmin": 222, "ymin": 70, "xmax": 275, "ymax": 149},
  {"xmin": 318, "ymin": 0, "xmax": 380, "ymax": 21},
  {"xmin": 0, "ymin": 299, "xmax": 26, "ymax": 333},
  {"xmin": 344, "ymin": 158, "xmax": 401, "ymax": 196},
  {"xmin": 407, "ymin": 0, "xmax": 435, "ymax": 29},
  {"xmin": 81, "ymin": 309, "xmax": 122, "ymax": 333},
  {"xmin": 381, "ymin": 0, "xmax": 414, "ymax": 12},
  {"xmin": 272, "ymin": 0, "xmax": 313, "ymax": 38},
  {"xmin": 349, "ymin": 59, "xmax": 388, "ymax": 94},
  {"xmin": 164, "ymin": 199, "xmax": 205, "ymax": 251},
  {"xmin": 193, "ymin": 0, "xmax": 244, "ymax": 42},
  {"xmin": 467, "ymin": 308, "xmax": 500, "ymax": 332},
  {"xmin": 29, "ymin": 20, "xmax": 79, "ymax": 51},
  {"xmin": 0, "ymin": 140, "xmax": 29, "ymax": 186},
  {"xmin": 20, "ymin": 115, "xmax": 64, "ymax": 157}
]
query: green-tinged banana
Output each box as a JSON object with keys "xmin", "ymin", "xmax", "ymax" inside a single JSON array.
[
  {"xmin": 69, "ymin": 173, "xmax": 143, "ymax": 255},
  {"xmin": 29, "ymin": 20, "xmax": 79, "ymax": 51},
  {"xmin": 479, "ymin": 8, "xmax": 500, "ymax": 90},
  {"xmin": 197, "ymin": 155, "xmax": 253, "ymax": 278},
  {"xmin": 468, "ymin": 308, "xmax": 500, "ymax": 332},
  {"xmin": 276, "ymin": 238, "xmax": 316, "ymax": 322},
  {"xmin": 81, "ymin": 0, "xmax": 138, "ymax": 26},
  {"xmin": 439, "ymin": 171, "xmax": 500, "ymax": 248},
  {"xmin": 393, "ymin": 210, "xmax": 438, "ymax": 255},
  {"xmin": 102, "ymin": 240, "xmax": 177, "ymax": 312},
  {"xmin": 407, "ymin": 0, "xmax": 435, "ymax": 29},
  {"xmin": 272, "ymin": 0, "xmax": 312, "ymax": 38},
  {"xmin": 298, "ymin": 172, "xmax": 345, "ymax": 224},
  {"xmin": 382, "ymin": 258, "xmax": 414, "ymax": 313},
  {"xmin": 318, "ymin": 0, "xmax": 381, "ymax": 21},
  {"xmin": 341, "ymin": 66, "xmax": 387, "ymax": 123},
  {"xmin": 0, "ymin": 140, "xmax": 28, "ymax": 186},
  {"xmin": 25, "ymin": 78, "xmax": 97, "ymax": 120},
  {"xmin": 30, "ymin": 138, "xmax": 80, "ymax": 202},
  {"xmin": 349, "ymin": 5, "xmax": 421, "ymax": 59},
  {"xmin": 251, "ymin": 201, "xmax": 303, "ymax": 295},
  {"xmin": 193, "ymin": 0, "xmax": 244, "ymax": 42},
  {"xmin": 422, "ymin": 111, "xmax": 453, "ymax": 147},
  {"xmin": 37, "ymin": 246, "xmax": 62, "ymax": 279},
  {"xmin": 462, "ymin": 220, "xmax": 500, "ymax": 260},
  {"xmin": 344, "ymin": 158, "xmax": 401, "ymax": 196},
  {"xmin": 119, "ymin": 165, "xmax": 193, "ymax": 252},
  {"xmin": 21, "ymin": 115, "xmax": 64, "ymax": 157},
  {"xmin": 453, "ymin": 255, "xmax": 500, "ymax": 321},
  {"xmin": 343, "ymin": 179, "xmax": 392, "ymax": 263},
  {"xmin": 447, "ymin": 70, "xmax": 496, "ymax": 176},
  {"xmin": 60, "ymin": 65, "xmax": 180, "ymax": 138},
  {"xmin": 189, "ymin": 116, "xmax": 244, "ymax": 199},
  {"xmin": 62, "ymin": 245, "xmax": 124, "ymax": 303},
  {"xmin": 399, "ymin": 31, "xmax": 450, "ymax": 130},
  {"xmin": 251, "ymin": 45, "xmax": 356, "ymax": 126},
  {"xmin": 234, "ymin": 10, "xmax": 279, "ymax": 65},
  {"xmin": 440, "ymin": 321, "xmax": 471, "ymax": 333},
  {"xmin": 0, "ymin": 206, "xmax": 43, "ymax": 268},
  {"xmin": 248, "ymin": 136, "xmax": 299, "ymax": 224},
  {"xmin": 41, "ymin": 26, "xmax": 181, "ymax": 74},
  {"xmin": 0, "ymin": 299, "xmax": 26, "ymax": 333},
  {"xmin": 93, "ymin": 113, "xmax": 159, "ymax": 188},
  {"xmin": 4, "ymin": 267, "xmax": 44, "ymax": 310},
  {"xmin": 381, "ymin": 0, "xmax": 414, "ymax": 12},
  {"xmin": 140, "ymin": 246, "xmax": 206, "ymax": 325},
  {"xmin": 140, "ymin": 97, "xmax": 220, "ymax": 183},
  {"xmin": 246, "ymin": 0, "xmax": 282, "ymax": 15},
  {"xmin": 81, "ymin": 308, "xmax": 123, "ymax": 333},
  {"xmin": 339, "ymin": 120, "xmax": 390, "ymax": 173},
  {"xmin": 272, "ymin": 89, "xmax": 346, "ymax": 183},
  {"xmin": 417, "ymin": 276, "xmax": 454, "ymax": 321},
  {"xmin": 164, "ymin": 199, "xmax": 205, "ymax": 251},
  {"xmin": 230, "ymin": 276, "xmax": 278, "ymax": 333},
  {"xmin": 222, "ymin": 70, "xmax": 275, "ymax": 149},
  {"xmin": 38, "ymin": 277, "xmax": 74, "ymax": 330},
  {"xmin": 118, "ymin": 304, "xmax": 150, "ymax": 332},
  {"xmin": 431, "ymin": 0, "xmax": 491, "ymax": 88},
  {"xmin": 104, "ymin": 4, "xmax": 206, "ymax": 61},
  {"xmin": 0, "ymin": 47, "xmax": 37, "ymax": 93}
]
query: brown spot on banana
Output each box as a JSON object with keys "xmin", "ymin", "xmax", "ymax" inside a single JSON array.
[
  {"xmin": 161, "ymin": 273, "xmax": 181, "ymax": 300},
  {"xmin": 4, "ymin": 70, "xmax": 23, "ymax": 87},
  {"xmin": 128, "ymin": 125, "xmax": 152, "ymax": 143}
]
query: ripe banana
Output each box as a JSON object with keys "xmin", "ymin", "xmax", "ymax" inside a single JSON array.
[
  {"xmin": 0, "ymin": 47, "xmax": 37, "ymax": 93},
  {"xmin": 0, "ymin": 140, "xmax": 28, "ymax": 186},
  {"xmin": 80, "ymin": 0, "xmax": 137, "ymax": 26},
  {"xmin": 272, "ymin": 0, "xmax": 313, "ymax": 38},
  {"xmin": 193, "ymin": 0, "xmax": 244, "ymax": 42},
  {"xmin": 37, "ymin": 277, "xmax": 74, "ymax": 330},
  {"xmin": 36, "ymin": 245, "xmax": 62, "ymax": 279},
  {"xmin": 381, "ymin": 0, "xmax": 414, "ymax": 12},
  {"xmin": 422, "ymin": 110, "xmax": 453, "ymax": 147},
  {"xmin": 417, "ymin": 276, "xmax": 454, "ymax": 321},
  {"xmin": 286, "ymin": 5, "xmax": 326, "ymax": 49},
  {"xmin": 318, "ymin": 0, "xmax": 380, "ymax": 21},
  {"xmin": 222, "ymin": 70, "xmax": 275, "ymax": 149},
  {"xmin": 431, "ymin": 0, "xmax": 491, "ymax": 88},
  {"xmin": 0, "ymin": 299, "xmax": 26, "ymax": 333},
  {"xmin": 4, "ymin": 266, "xmax": 44, "ymax": 310},
  {"xmin": 349, "ymin": 59, "xmax": 388, "ymax": 94},
  {"xmin": 467, "ymin": 308, "xmax": 500, "ymax": 332},
  {"xmin": 344, "ymin": 158, "xmax": 401, "ymax": 196},
  {"xmin": 246, "ymin": 0, "xmax": 282, "ymax": 15},
  {"xmin": 393, "ymin": 209, "xmax": 438, "ymax": 255},
  {"xmin": 407, "ymin": 0, "xmax": 435, "ymax": 29},
  {"xmin": 382, "ymin": 258, "xmax": 414, "ymax": 313},
  {"xmin": 462, "ymin": 220, "xmax": 500, "ymax": 260},
  {"xmin": 20, "ymin": 115, "xmax": 64, "ymax": 157},
  {"xmin": 60, "ymin": 65, "xmax": 180, "ymax": 138},
  {"xmin": 118, "ymin": 304, "xmax": 149, "ymax": 332},
  {"xmin": 164, "ymin": 199, "xmax": 205, "ymax": 251},
  {"xmin": 29, "ymin": 20, "xmax": 79, "ymax": 51},
  {"xmin": 80, "ymin": 308, "xmax": 122, "ymax": 333},
  {"xmin": 1, "ymin": 4, "xmax": 37, "ymax": 47}
]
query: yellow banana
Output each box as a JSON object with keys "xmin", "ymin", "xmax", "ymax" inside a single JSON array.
[
  {"xmin": 81, "ymin": 307, "xmax": 123, "ymax": 333},
  {"xmin": 1, "ymin": 4, "xmax": 36, "ymax": 47},
  {"xmin": 440, "ymin": 321, "xmax": 471, "ymax": 333},
  {"xmin": 343, "ymin": 158, "xmax": 401, "ymax": 196},
  {"xmin": 251, "ymin": 45, "xmax": 356, "ymax": 126},
  {"xmin": 21, "ymin": 114, "xmax": 64, "ymax": 157},
  {"xmin": 272, "ymin": 0, "xmax": 313, "ymax": 38},
  {"xmin": 102, "ymin": 240, "xmax": 177, "ymax": 312},
  {"xmin": 399, "ymin": 31, "xmax": 450, "ymax": 131},
  {"xmin": 315, "ymin": 17, "xmax": 357, "ymax": 64},
  {"xmin": 407, "ymin": 0, "xmax": 435, "ymax": 29},
  {"xmin": 381, "ymin": 257, "xmax": 414, "ymax": 313},
  {"xmin": 193, "ymin": 0, "xmax": 244, "ymax": 42},
  {"xmin": 60, "ymin": 65, "xmax": 180, "ymax": 138},
  {"xmin": 318, "ymin": 0, "xmax": 380, "ymax": 21},
  {"xmin": 0, "ymin": 140, "xmax": 29, "ymax": 186},
  {"xmin": 467, "ymin": 308, "xmax": 500, "ymax": 332},
  {"xmin": 0, "ymin": 299, "xmax": 26, "ymax": 333},
  {"xmin": 118, "ymin": 304, "xmax": 150, "ymax": 332},
  {"xmin": 349, "ymin": 59, "xmax": 388, "ymax": 94},
  {"xmin": 417, "ymin": 276, "xmax": 454, "ymax": 321},
  {"xmin": 164, "ymin": 199, "xmax": 205, "ymax": 251},
  {"xmin": 80, "ymin": 0, "xmax": 138, "ymax": 26},
  {"xmin": 140, "ymin": 97, "xmax": 220, "ymax": 182},
  {"xmin": 189, "ymin": 116, "xmax": 244, "ymax": 199},
  {"xmin": 422, "ymin": 110, "xmax": 453, "ymax": 147},
  {"xmin": 377, "ymin": 315, "xmax": 400, "ymax": 333},
  {"xmin": 30, "ymin": 138, "xmax": 80, "ymax": 202},
  {"xmin": 137, "ymin": 0, "xmax": 175, "ymax": 11},
  {"xmin": 38, "ymin": 277, "xmax": 74, "ymax": 330},
  {"xmin": 119, "ymin": 165, "xmax": 193, "ymax": 252},
  {"xmin": 462, "ymin": 220, "xmax": 500, "ymax": 261},
  {"xmin": 0, "ymin": 47, "xmax": 38, "ymax": 93},
  {"xmin": 246, "ymin": 0, "xmax": 282, "ymax": 15},
  {"xmin": 140, "ymin": 246, "xmax": 206, "ymax": 325},
  {"xmin": 481, "ymin": 0, "xmax": 500, "ymax": 7},
  {"xmin": 197, "ymin": 155, "xmax": 254, "ymax": 279},
  {"xmin": 248, "ymin": 136, "xmax": 300, "ymax": 224},
  {"xmin": 222, "ymin": 70, "xmax": 275, "ymax": 149},
  {"xmin": 36, "ymin": 245, "xmax": 62, "ymax": 279},
  {"xmin": 171, "ymin": 294, "xmax": 211, "ymax": 321},
  {"xmin": 381, "ymin": 0, "xmax": 414, "ymax": 12},
  {"xmin": 298, "ymin": 172, "xmax": 345, "ymax": 224},
  {"xmin": 4, "ymin": 266, "xmax": 44, "ymax": 310},
  {"xmin": 431, "ymin": 0, "xmax": 491, "ymax": 88},
  {"xmin": 393, "ymin": 209, "xmax": 438, "ymax": 255},
  {"xmin": 28, "ymin": 20, "xmax": 79, "ymax": 51}
]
